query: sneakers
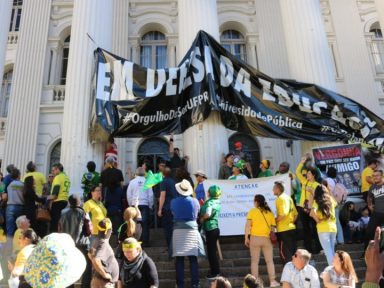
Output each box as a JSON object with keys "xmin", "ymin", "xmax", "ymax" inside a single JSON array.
[{"xmin": 270, "ymin": 280, "xmax": 280, "ymax": 287}]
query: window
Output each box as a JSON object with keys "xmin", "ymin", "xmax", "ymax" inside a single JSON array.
[
  {"xmin": 370, "ymin": 23, "xmax": 384, "ymax": 74},
  {"xmin": 60, "ymin": 36, "xmax": 70, "ymax": 85},
  {"xmin": 49, "ymin": 141, "xmax": 61, "ymax": 173},
  {"xmin": 221, "ymin": 30, "xmax": 247, "ymax": 61},
  {"xmin": 9, "ymin": 0, "xmax": 23, "ymax": 32},
  {"xmin": 1, "ymin": 70, "xmax": 13, "ymax": 117},
  {"xmin": 140, "ymin": 31, "xmax": 167, "ymax": 69},
  {"xmin": 137, "ymin": 137, "xmax": 169, "ymax": 172}
]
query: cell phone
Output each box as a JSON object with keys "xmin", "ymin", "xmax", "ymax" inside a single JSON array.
[{"xmin": 380, "ymin": 226, "xmax": 384, "ymax": 252}]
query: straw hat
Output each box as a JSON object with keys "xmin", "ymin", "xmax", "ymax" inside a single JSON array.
[
  {"xmin": 194, "ymin": 170, "xmax": 207, "ymax": 179},
  {"xmin": 175, "ymin": 179, "xmax": 193, "ymax": 196}
]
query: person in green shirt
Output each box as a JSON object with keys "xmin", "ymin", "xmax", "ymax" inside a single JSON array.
[
  {"xmin": 200, "ymin": 185, "xmax": 221, "ymax": 279},
  {"xmin": 257, "ymin": 159, "xmax": 273, "ymax": 178},
  {"xmin": 81, "ymin": 161, "xmax": 100, "ymax": 201}
]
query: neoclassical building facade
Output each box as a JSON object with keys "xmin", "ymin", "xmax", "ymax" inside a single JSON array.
[{"xmin": 0, "ymin": 0, "xmax": 383, "ymax": 193}]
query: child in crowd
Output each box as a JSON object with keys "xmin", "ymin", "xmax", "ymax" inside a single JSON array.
[{"xmin": 357, "ymin": 207, "xmax": 370, "ymax": 243}]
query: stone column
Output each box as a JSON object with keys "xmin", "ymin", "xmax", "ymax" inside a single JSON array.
[
  {"xmin": 61, "ymin": 0, "xmax": 113, "ymax": 193},
  {"xmin": 0, "ymin": 0, "xmax": 13, "ymax": 93},
  {"xmin": 167, "ymin": 36, "xmax": 177, "ymax": 67},
  {"xmin": 279, "ymin": 0, "xmax": 337, "ymax": 90},
  {"xmin": 375, "ymin": 0, "xmax": 384, "ymax": 34},
  {"xmin": 329, "ymin": 0, "xmax": 380, "ymax": 115},
  {"xmin": 3, "ymin": 0, "xmax": 52, "ymax": 171},
  {"xmin": 178, "ymin": 0, "xmax": 228, "ymax": 178}
]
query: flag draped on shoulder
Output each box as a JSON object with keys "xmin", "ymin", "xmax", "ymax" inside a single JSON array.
[
  {"xmin": 142, "ymin": 171, "xmax": 163, "ymax": 191},
  {"xmin": 95, "ymin": 30, "xmax": 384, "ymax": 152}
]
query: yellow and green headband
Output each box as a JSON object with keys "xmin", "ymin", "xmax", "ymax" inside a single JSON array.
[
  {"xmin": 97, "ymin": 220, "xmax": 112, "ymax": 234},
  {"xmin": 122, "ymin": 241, "xmax": 142, "ymax": 250}
]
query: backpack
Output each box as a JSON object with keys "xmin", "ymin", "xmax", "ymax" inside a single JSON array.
[{"xmin": 333, "ymin": 182, "xmax": 348, "ymax": 204}]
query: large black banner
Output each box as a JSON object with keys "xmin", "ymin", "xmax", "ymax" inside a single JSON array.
[{"xmin": 95, "ymin": 30, "xmax": 384, "ymax": 151}]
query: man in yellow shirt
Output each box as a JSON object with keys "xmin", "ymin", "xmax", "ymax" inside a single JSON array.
[
  {"xmin": 23, "ymin": 161, "xmax": 46, "ymax": 197},
  {"xmin": 296, "ymin": 156, "xmax": 322, "ymax": 254},
  {"xmin": 273, "ymin": 181, "xmax": 298, "ymax": 264},
  {"xmin": 361, "ymin": 160, "xmax": 378, "ymax": 202},
  {"xmin": 48, "ymin": 163, "xmax": 70, "ymax": 233}
]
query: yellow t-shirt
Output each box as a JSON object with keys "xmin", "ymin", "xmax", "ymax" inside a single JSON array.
[
  {"xmin": 296, "ymin": 162, "xmax": 320, "ymax": 207},
  {"xmin": 83, "ymin": 199, "xmax": 107, "ymax": 235},
  {"xmin": 275, "ymin": 193, "xmax": 297, "ymax": 232},
  {"xmin": 361, "ymin": 166, "xmax": 374, "ymax": 193},
  {"xmin": 51, "ymin": 172, "xmax": 70, "ymax": 202},
  {"xmin": 13, "ymin": 244, "xmax": 35, "ymax": 276},
  {"xmin": 312, "ymin": 198, "xmax": 337, "ymax": 233},
  {"xmin": 12, "ymin": 228, "xmax": 23, "ymax": 252},
  {"xmin": 247, "ymin": 208, "xmax": 276, "ymax": 237},
  {"xmin": 23, "ymin": 172, "xmax": 46, "ymax": 196}
]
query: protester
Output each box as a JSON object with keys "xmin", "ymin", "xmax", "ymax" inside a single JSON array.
[
  {"xmin": 200, "ymin": 185, "xmax": 221, "ymax": 279},
  {"xmin": 10, "ymin": 229, "xmax": 38, "ymax": 286},
  {"xmin": 100, "ymin": 156, "xmax": 124, "ymax": 237},
  {"xmin": 12, "ymin": 216, "xmax": 30, "ymax": 253},
  {"xmin": 126, "ymin": 167, "xmax": 153, "ymax": 247},
  {"xmin": 280, "ymin": 249, "xmax": 320, "ymax": 288},
  {"xmin": 89, "ymin": 218, "xmax": 119, "ymax": 288},
  {"xmin": 365, "ymin": 169, "xmax": 384, "ymax": 250},
  {"xmin": 83, "ymin": 186, "xmax": 107, "ymax": 242},
  {"xmin": 244, "ymin": 194, "xmax": 280, "ymax": 287},
  {"xmin": 362, "ymin": 226, "xmax": 384, "ymax": 287},
  {"xmin": 175, "ymin": 167, "xmax": 194, "ymax": 187},
  {"xmin": 310, "ymin": 185, "xmax": 337, "ymax": 265},
  {"xmin": 59, "ymin": 194, "xmax": 92, "ymax": 288},
  {"xmin": 243, "ymin": 274, "xmax": 263, "ymax": 288},
  {"xmin": 23, "ymin": 161, "xmax": 46, "ymax": 197},
  {"xmin": 48, "ymin": 163, "xmax": 70, "ymax": 233},
  {"xmin": 118, "ymin": 207, "xmax": 142, "ymax": 243},
  {"xmin": 361, "ymin": 159, "xmax": 378, "ymax": 202},
  {"xmin": 273, "ymin": 181, "xmax": 298, "ymax": 264},
  {"xmin": 300, "ymin": 153, "xmax": 322, "ymax": 182},
  {"xmin": 168, "ymin": 135, "xmax": 188, "ymax": 174},
  {"xmin": 105, "ymin": 135, "xmax": 118, "ymax": 163},
  {"xmin": 275, "ymin": 162, "xmax": 299, "ymax": 205},
  {"xmin": 257, "ymin": 160, "xmax": 273, "ymax": 178},
  {"xmin": 228, "ymin": 161, "xmax": 248, "ymax": 180},
  {"xmin": 232, "ymin": 141, "xmax": 253, "ymax": 178},
  {"xmin": 22, "ymin": 176, "xmax": 44, "ymax": 234},
  {"xmin": 218, "ymin": 153, "xmax": 234, "ymax": 180},
  {"xmin": 120, "ymin": 237, "xmax": 159, "ymax": 288},
  {"xmin": 4, "ymin": 168, "xmax": 24, "ymax": 237},
  {"xmin": 325, "ymin": 167, "xmax": 345, "ymax": 245},
  {"xmin": 194, "ymin": 170, "xmax": 207, "ymax": 204},
  {"xmin": 210, "ymin": 276, "xmax": 232, "ymax": 288},
  {"xmin": 296, "ymin": 156, "xmax": 321, "ymax": 254},
  {"xmin": 321, "ymin": 250, "xmax": 358, "ymax": 288},
  {"xmin": 158, "ymin": 167, "xmax": 177, "ymax": 253},
  {"xmin": 81, "ymin": 161, "xmax": 100, "ymax": 201},
  {"xmin": 339, "ymin": 201, "xmax": 360, "ymax": 244},
  {"xmin": 171, "ymin": 179, "xmax": 203, "ymax": 288},
  {"xmin": 3, "ymin": 164, "xmax": 16, "ymax": 192},
  {"xmin": 24, "ymin": 233, "xmax": 86, "ymax": 288},
  {"xmin": 357, "ymin": 207, "xmax": 370, "ymax": 242}
]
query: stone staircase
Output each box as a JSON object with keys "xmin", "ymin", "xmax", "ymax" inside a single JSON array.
[{"xmin": 145, "ymin": 229, "xmax": 367, "ymax": 288}]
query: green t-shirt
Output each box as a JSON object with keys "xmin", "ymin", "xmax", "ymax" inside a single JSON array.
[
  {"xmin": 81, "ymin": 171, "xmax": 100, "ymax": 199},
  {"xmin": 200, "ymin": 198, "xmax": 221, "ymax": 231},
  {"xmin": 257, "ymin": 169, "xmax": 273, "ymax": 178}
]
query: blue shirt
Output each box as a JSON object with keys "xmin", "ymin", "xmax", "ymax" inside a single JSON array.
[
  {"xmin": 195, "ymin": 183, "xmax": 205, "ymax": 201},
  {"xmin": 171, "ymin": 196, "xmax": 199, "ymax": 221},
  {"xmin": 159, "ymin": 177, "xmax": 177, "ymax": 211}
]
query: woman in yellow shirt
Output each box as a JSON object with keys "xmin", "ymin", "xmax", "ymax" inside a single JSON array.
[
  {"xmin": 310, "ymin": 185, "xmax": 337, "ymax": 266},
  {"xmin": 244, "ymin": 195, "xmax": 280, "ymax": 288}
]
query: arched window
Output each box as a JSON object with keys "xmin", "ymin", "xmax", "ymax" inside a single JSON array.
[
  {"xmin": 49, "ymin": 141, "xmax": 61, "ymax": 173},
  {"xmin": 140, "ymin": 31, "xmax": 167, "ymax": 69},
  {"xmin": 1, "ymin": 70, "xmax": 13, "ymax": 117},
  {"xmin": 137, "ymin": 137, "xmax": 169, "ymax": 172},
  {"xmin": 60, "ymin": 35, "xmax": 70, "ymax": 85},
  {"xmin": 9, "ymin": 0, "xmax": 23, "ymax": 32},
  {"xmin": 228, "ymin": 133, "xmax": 260, "ymax": 177},
  {"xmin": 369, "ymin": 22, "xmax": 384, "ymax": 74},
  {"xmin": 220, "ymin": 30, "xmax": 247, "ymax": 61}
]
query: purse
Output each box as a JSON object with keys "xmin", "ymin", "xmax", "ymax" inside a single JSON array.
[
  {"xmin": 260, "ymin": 209, "xmax": 278, "ymax": 245},
  {"xmin": 36, "ymin": 205, "xmax": 51, "ymax": 222}
]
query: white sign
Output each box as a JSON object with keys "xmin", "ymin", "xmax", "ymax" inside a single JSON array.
[{"xmin": 203, "ymin": 174, "xmax": 291, "ymax": 236}]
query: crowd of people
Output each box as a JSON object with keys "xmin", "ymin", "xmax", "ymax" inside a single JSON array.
[{"xmin": 0, "ymin": 137, "xmax": 383, "ymax": 288}]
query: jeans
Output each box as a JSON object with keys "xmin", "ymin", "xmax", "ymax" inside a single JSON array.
[
  {"xmin": 139, "ymin": 205, "xmax": 150, "ymax": 244},
  {"xmin": 50, "ymin": 200, "xmax": 68, "ymax": 233},
  {"xmin": 277, "ymin": 229, "xmax": 297, "ymax": 264},
  {"xmin": 5, "ymin": 204, "xmax": 24, "ymax": 236},
  {"xmin": 318, "ymin": 232, "xmax": 336, "ymax": 266},
  {"xmin": 206, "ymin": 228, "xmax": 220, "ymax": 277},
  {"xmin": 335, "ymin": 206, "xmax": 344, "ymax": 244},
  {"xmin": 175, "ymin": 256, "xmax": 199, "ymax": 288},
  {"xmin": 298, "ymin": 207, "xmax": 322, "ymax": 253}
]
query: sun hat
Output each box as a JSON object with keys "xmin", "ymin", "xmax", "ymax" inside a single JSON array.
[
  {"xmin": 194, "ymin": 170, "xmax": 207, "ymax": 179},
  {"xmin": 175, "ymin": 179, "xmax": 193, "ymax": 196},
  {"xmin": 24, "ymin": 233, "xmax": 86, "ymax": 288},
  {"xmin": 234, "ymin": 159, "xmax": 246, "ymax": 170},
  {"xmin": 208, "ymin": 185, "xmax": 222, "ymax": 198}
]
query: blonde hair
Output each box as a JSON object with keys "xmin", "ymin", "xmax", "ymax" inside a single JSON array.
[
  {"xmin": 336, "ymin": 250, "xmax": 358, "ymax": 283},
  {"xmin": 122, "ymin": 237, "xmax": 142, "ymax": 252},
  {"xmin": 123, "ymin": 207, "xmax": 137, "ymax": 238}
]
